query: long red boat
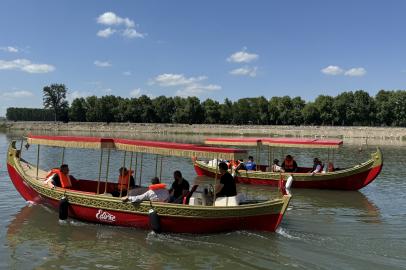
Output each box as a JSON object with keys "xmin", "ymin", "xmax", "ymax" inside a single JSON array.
[
  {"xmin": 194, "ymin": 137, "xmax": 383, "ymax": 190},
  {"xmin": 7, "ymin": 135, "xmax": 291, "ymax": 233}
]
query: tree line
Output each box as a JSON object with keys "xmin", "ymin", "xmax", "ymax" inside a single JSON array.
[{"xmin": 6, "ymin": 86, "xmax": 406, "ymax": 126}]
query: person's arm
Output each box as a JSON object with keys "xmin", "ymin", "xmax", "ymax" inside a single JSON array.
[
  {"xmin": 281, "ymin": 162, "xmax": 286, "ymax": 173},
  {"xmin": 168, "ymin": 186, "xmax": 174, "ymax": 194},
  {"xmin": 212, "ymin": 183, "xmax": 224, "ymax": 195},
  {"xmin": 174, "ymin": 189, "xmax": 188, "ymax": 203},
  {"xmin": 311, "ymin": 165, "xmax": 321, "ymax": 175}
]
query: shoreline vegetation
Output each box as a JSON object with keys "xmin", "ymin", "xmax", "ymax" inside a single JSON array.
[{"xmin": 2, "ymin": 121, "xmax": 406, "ymax": 140}]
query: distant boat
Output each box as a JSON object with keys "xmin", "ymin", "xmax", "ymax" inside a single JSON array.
[{"xmin": 194, "ymin": 137, "xmax": 383, "ymax": 190}]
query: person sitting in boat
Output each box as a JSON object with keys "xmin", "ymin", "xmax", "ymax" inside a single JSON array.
[
  {"xmin": 168, "ymin": 170, "xmax": 190, "ymax": 204},
  {"xmin": 281, "ymin": 155, "xmax": 298, "ymax": 173},
  {"xmin": 235, "ymin": 159, "xmax": 246, "ymax": 170},
  {"xmin": 245, "ymin": 156, "xmax": 256, "ymax": 171},
  {"xmin": 45, "ymin": 164, "xmax": 76, "ymax": 189},
  {"xmin": 308, "ymin": 158, "xmax": 322, "ymax": 175},
  {"xmin": 210, "ymin": 162, "xmax": 237, "ymax": 197},
  {"xmin": 266, "ymin": 159, "xmax": 281, "ymax": 172},
  {"xmin": 228, "ymin": 159, "xmax": 238, "ymax": 170},
  {"xmin": 110, "ymin": 167, "xmax": 136, "ymax": 197},
  {"xmin": 121, "ymin": 177, "xmax": 169, "ymax": 203}
]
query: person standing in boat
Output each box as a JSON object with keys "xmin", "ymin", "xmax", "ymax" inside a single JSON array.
[
  {"xmin": 168, "ymin": 171, "xmax": 190, "ymax": 204},
  {"xmin": 210, "ymin": 162, "xmax": 237, "ymax": 197},
  {"xmin": 121, "ymin": 177, "xmax": 169, "ymax": 203},
  {"xmin": 245, "ymin": 156, "xmax": 256, "ymax": 171},
  {"xmin": 281, "ymin": 155, "xmax": 298, "ymax": 173},
  {"xmin": 110, "ymin": 167, "xmax": 136, "ymax": 197},
  {"xmin": 45, "ymin": 164, "xmax": 76, "ymax": 189}
]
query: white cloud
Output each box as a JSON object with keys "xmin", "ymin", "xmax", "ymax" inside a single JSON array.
[
  {"xmin": 69, "ymin": 91, "xmax": 91, "ymax": 100},
  {"xmin": 94, "ymin": 60, "xmax": 111, "ymax": 67},
  {"xmin": 147, "ymin": 78, "xmax": 155, "ymax": 86},
  {"xmin": 230, "ymin": 66, "xmax": 250, "ymax": 75},
  {"xmin": 130, "ymin": 88, "xmax": 143, "ymax": 97},
  {"xmin": 250, "ymin": 66, "xmax": 258, "ymax": 77},
  {"xmin": 97, "ymin": 12, "xmax": 134, "ymax": 27},
  {"xmin": 321, "ymin": 66, "xmax": 343, "ymax": 75},
  {"xmin": 0, "ymin": 59, "xmax": 55, "ymax": 73},
  {"xmin": 123, "ymin": 71, "xmax": 131, "ymax": 75},
  {"xmin": 227, "ymin": 51, "xmax": 259, "ymax": 63},
  {"xmin": 97, "ymin": 27, "xmax": 116, "ymax": 37},
  {"xmin": 155, "ymin": 74, "xmax": 207, "ymax": 86},
  {"xmin": 344, "ymin": 68, "xmax": 366, "ymax": 77},
  {"xmin": 175, "ymin": 84, "xmax": 221, "ymax": 97},
  {"xmin": 147, "ymin": 93, "xmax": 157, "ymax": 99},
  {"xmin": 84, "ymin": 81, "xmax": 100, "ymax": 85},
  {"xmin": 2, "ymin": 91, "xmax": 34, "ymax": 98},
  {"xmin": 102, "ymin": 89, "xmax": 112, "ymax": 92},
  {"xmin": 229, "ymin": 66, "xmax": 258, "ymax": 77},
  {"xmin": 122, "ymin": 28, "xmax": 144, "ymax": 38},
  {"xmin": 242, "ymin": 46, "xmax": 247, "ymax": 51},
  {"xmin": 0, "ymin": 46, "xmax": 18, "ymax": 52}
]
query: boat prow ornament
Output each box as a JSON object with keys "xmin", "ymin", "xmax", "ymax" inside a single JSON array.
[
  {"xmin": 7, "ymin": 135, "xmax": 291, "ymax": 233},
  {"xmin": 196, "ymin": 137, "xmax": 383, "ymax": 190}
]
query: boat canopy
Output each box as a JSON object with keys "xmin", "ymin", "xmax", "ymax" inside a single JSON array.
[
  {"xmin": 205, "ymin": 137, "xmax": 343, "ymax": 149},
  {"xmin": 27, "ymin": 135, "xmax": 247, "ymax": 160}
]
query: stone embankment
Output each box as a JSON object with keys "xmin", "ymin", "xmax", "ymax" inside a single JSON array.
[{"xmin": 3, "ymin": 121, "xmax": 406, "ymax": 140}]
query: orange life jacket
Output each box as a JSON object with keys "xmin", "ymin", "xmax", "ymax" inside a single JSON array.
[
  {"xmin": 118, "ymin": 170, "xmax": 134, "ymax": 190},
  {"xmin": 149, "ymin": 183, "xmax": 166, "ymax": 190},
  {"xmin": 284, "ymin": 157, "xmax": 295, "ymax": 170},
  {"xmin": 45, "ymin": 168, "xmax": 72, "ymax": 188}
]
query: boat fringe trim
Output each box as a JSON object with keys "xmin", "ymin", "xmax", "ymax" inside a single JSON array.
[{"xmin": 27, "ymin": 138, "xmax": 115, "ymax": 149}]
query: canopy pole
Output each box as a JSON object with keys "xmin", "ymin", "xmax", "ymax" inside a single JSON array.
[
  {"xmin": 19, "ymin": 131, "xmax": 24, "ymax": 161},
  {"xmin": 278, "ymin": 171, "xmax": 281, "ymax": 200},
  {"xmin": 258, "ymin": 144, "xmax": 261, "ymax": 171},
  {"xmin": 268, "ymin": 145, "xmax": 270, "ymax": 166},
  {"xmin": 332, "ymin": 149, "xmax": 335, "ymax": 166},
  {"xmin": 213, "ymin": 154, "xmax": 219, "ymax": 206},
  {"xmin": 120, "ymin": 151, "xmax": 126, "ymax": 198},
  {"xmin": 61, "ymin": 147, "xmax": 65, "ymax": 165},
  {"xmin": 159, "ymin": 154, "xmax": 163, "ymax": 183},
  {"xmin": 134, "ymin": 152, "xmax": 138, "ymax": 186},
  {"xmin": 155, "ymin": 154, "xmax": 158, "ymax": 177},
  {"xmin": 256, "ymin": 145, "xmax": 258, "ymax": 171},
  {"xmin": 36, "ymin": 144, "xmax": 40, "ymax": 180},
  {"xmin": 103, "ymin": 148, "xmax": 111, "ymax": 194},
  {"xmin": 126, "ymin": 152, "xmax": 133, "ymax": 196},
  {"xmin": 139, "ymin": 153, "xmax": 143, "ymax": 186},
  {"xmin": 96, "ymin": 148, "xmax": 103, "ymax": 195},
  {"xmin": 327, "ymin": 149, "xmax": 330, "ymax": 173}
]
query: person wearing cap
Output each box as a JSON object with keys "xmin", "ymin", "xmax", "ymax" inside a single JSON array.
[
  {"xmin": 121, "ymin": 177, "xmax": 169, "ymax": 203},
  {"xmin": 281, "ymin": 155, "xmax": 298, "ymax": 173}
]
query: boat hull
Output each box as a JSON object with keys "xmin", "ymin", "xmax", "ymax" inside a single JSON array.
[
  {"xmin": 194, "ymin": 148, "xmax": 383, "ymax": 191},
  {"xmin": 7, "ymin": 141, "xmax": 290, "ymax": 233}
]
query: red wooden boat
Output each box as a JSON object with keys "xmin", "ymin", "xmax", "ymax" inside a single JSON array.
[
  {"xmin": 194, "ymin": 137, "xmax": 383, "ymax": 190},
  {"xmin": 7, "ymin": 135, "xmax": 291, "ymax": 233}
]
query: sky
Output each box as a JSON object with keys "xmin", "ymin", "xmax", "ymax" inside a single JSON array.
[{"xmin": 1, "ymin": 0, "xmax": 406, "ymax": 117}]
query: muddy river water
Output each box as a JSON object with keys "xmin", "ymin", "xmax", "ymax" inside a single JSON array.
[{"xmin": 0, "ymin": 130, "xmax": 405, "ymax": 269}]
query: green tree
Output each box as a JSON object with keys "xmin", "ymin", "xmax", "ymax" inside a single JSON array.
[
  {"xmin": 314, "ymin": 95, "xmax": 334, "ymax": 125},
  {"xmin": 353, "ymin": 90, "xmax": 376, "ymax": 126},
  {"xmin": 220, "ymin": 98, "xmax": 233, "ymax": 124},
  {"xmin": 390, "ymin": 90, "xmax": 406, "ymax": 126},
  {"xmin": 278, "ymin": 96, "xmax": 293, "ymax": 125},
  {"xmin": 301, "ymin": 102, "xmax": 319, "ymax": 125},
  {"xmin": 68, "ymin": 98, "xmax": 87, "ymax": 122},
  {"xmin": 292, "ymin": 96, "xmax": 305, "ymax": 125},
  {"xmin": 268, "ymin": 97, "xmax": 281, "ymax": 125},
  {"xmin": 152, "ymin": 96, "xmax": 175, "ymax": 123},
  {"xmin": 43, "ymin": 84, "xmax": 69, "ymax": 121},
  {"xmin": 256, "ymin": 96, "xmax": 269, "ymax": 125},
  {"xmin": 201, "ymin": 98, "xmax": 221, "ymax": 124},
  {"xmin": 232, "ymin": 98, "xmax": 251, "ymax": 124},
  {"xmin": 85, "ymin": 96, "xmax": 98, "ymax": 122},
  {"xmin": 375, "ymin": 90, "xmax": 394, "ymax": 126}
]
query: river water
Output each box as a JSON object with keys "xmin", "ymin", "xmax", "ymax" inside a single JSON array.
[{"xmin": 1, "ymin": 130, "xmax": 405, "ymax": 269}]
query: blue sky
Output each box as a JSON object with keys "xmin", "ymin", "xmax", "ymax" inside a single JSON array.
[{"xmin": 1, "ymin": 0, "xmax": 405, "ymax": 117}]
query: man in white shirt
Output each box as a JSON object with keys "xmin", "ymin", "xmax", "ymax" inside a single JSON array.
[
  {"xmin": 308, "ymin": 158, "xmax": 322, "ymax": 175},
  {"xmin": 121, "ymin": 177, "xmax": 169, "ymax": 203}
]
